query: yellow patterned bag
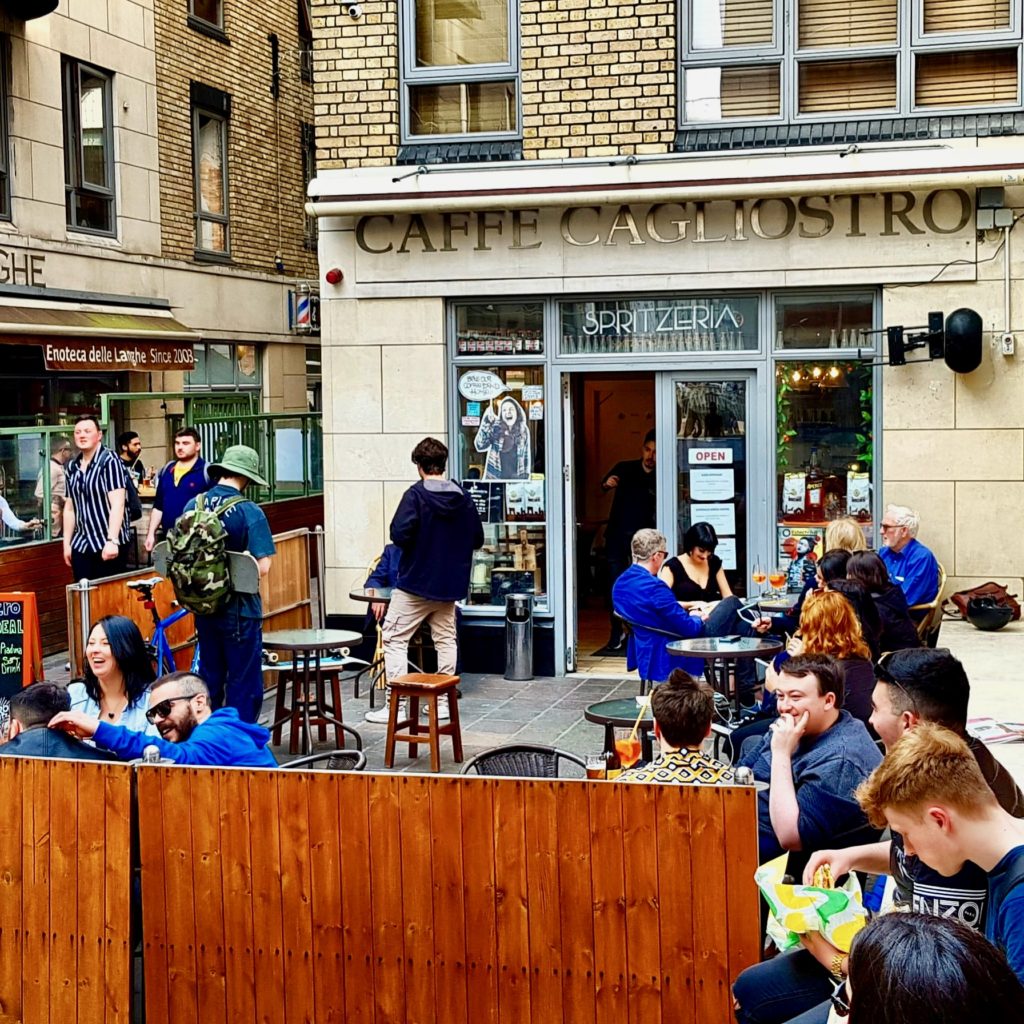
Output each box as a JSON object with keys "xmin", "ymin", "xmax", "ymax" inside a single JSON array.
[{"xmin": 755, "ymin": 854, "xmax": 867, "ymax": 953}]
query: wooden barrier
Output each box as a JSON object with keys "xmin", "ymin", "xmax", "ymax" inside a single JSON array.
[
  {"xmin": 136, "ymin": 769, "xmax": 760, "ymax": 1024},
  {"xmin": 0, "ymin": 758, "xmax": 134, "ymax": 1024},
  {"xmin": 0, "ymin": 539, "xmax": 70, "ymax": 657}
]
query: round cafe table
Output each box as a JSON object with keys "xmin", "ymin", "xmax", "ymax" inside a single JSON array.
[
  {"xmin": 348, "ymin": 586, "xmax": 393, "ymax": 605},
  {"xmin": 264, "ymin": 628, "xmax": 363, "ymax": 754},
  {"xmin": 666, "ymin": 637, "xmax": 783, "ymax": 717},
  {"xmin": 583, "ymin": 697, "xmax": 656, "ymax": 763}
]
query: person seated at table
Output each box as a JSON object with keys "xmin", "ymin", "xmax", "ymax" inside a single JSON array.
[
  {"xmin": 737, "ymin": 653, "xmax": 882, "ymax": 863},
  {"xmin": 0, "ymin": 684, "xmax": 119, "ymax": 762},
  {"xmin": 846, "ymin": 550, "xmax": 920, "ymax": 654},
  {"xmin": 773, "ymin": 590, "xmax": 876, "ymax": 726},
  {"xmin": 879, "ymin": 503, "xmax": 940, "ymax": 609},
  {"xmin": 50, "ymin": 671, "xmax": 277, "ymax": 767},
  {"xmin": 613, "ymin": 528, "xmax": 771, "ymax": 691},
  {"xmin": 619, "ymin": 669, "xmax": 734, "ymax": 785},
  {"xmin": 659, "ymin": 521, "xmax": 732, "ymax": 613}
]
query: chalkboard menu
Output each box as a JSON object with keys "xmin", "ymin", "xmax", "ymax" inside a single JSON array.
[{"xmin": 0, "ymin": 593, "xmax": 42, "ymax": 697}]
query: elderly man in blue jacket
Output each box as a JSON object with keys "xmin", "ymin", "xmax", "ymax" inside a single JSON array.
[{"xmin": 613, "ymin": 528, "xmax": 771, "ymax": 692}]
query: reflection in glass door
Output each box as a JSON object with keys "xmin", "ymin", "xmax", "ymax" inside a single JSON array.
[{"xmin": 674, "ymin": 379, "xmax": 751, "ymax": 598}]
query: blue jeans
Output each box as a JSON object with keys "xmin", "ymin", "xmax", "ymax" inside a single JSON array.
[
  {"xmin": 732, "ymin": 949, "xmax": 833, "ymax": 1024},
  {"xmin": 195, "ymin": 608, "xmax": 264, "ymax": 723},
  {"xmin": 704, "ymin": 595, "xmax": 773, "ymax": 693}
]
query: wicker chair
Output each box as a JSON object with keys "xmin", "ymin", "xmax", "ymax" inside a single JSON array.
[
  {"xmin": 909, "ymin": 562, "xmax": 947, "ymax": 648},
  {"xmin": 460, "ymin": 743, "xmax": 587, "ymax": 779},
  {"xmin": 282, "ymin": 748, "xmax": 367, "ymax": 772}
]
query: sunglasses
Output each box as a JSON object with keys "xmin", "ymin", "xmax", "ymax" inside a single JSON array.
[
  {"xmin": 830, "ymin": 977, "xmax": 851, "ymax": 1017},
  {"xmin": 145, "ymin": 695, "xmax": 194, "ymax": 723}
]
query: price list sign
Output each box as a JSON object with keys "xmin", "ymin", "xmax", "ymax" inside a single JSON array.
[{"xmin": 0, "ymin": 593, "xmax": 43, "ymax": 696}]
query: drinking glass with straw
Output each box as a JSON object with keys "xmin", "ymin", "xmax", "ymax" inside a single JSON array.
[{"xmin": 615, "ymin": 694, "xmax": 651, "ymax": 769}]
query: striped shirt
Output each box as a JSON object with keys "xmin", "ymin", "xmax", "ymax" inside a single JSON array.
[{"xmin": 65, "ymin": 445, "xmax": 130, "ymax": 553}]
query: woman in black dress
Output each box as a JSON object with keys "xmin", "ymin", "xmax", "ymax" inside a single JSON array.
[{"xmin": 659, "ymin": 521, "xmax": 733, "ymax": 613}]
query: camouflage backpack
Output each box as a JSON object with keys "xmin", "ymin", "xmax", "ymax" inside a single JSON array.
[{"xmin": 165, "ymin": 493, "xmax": 245, "ymax": 616}]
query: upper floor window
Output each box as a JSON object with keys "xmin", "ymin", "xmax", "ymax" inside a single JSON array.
[
  {"xmin": 62, "ymin": 59, "xmax": 115, "ymax": 235},
  {"xmin": 186, "ymin": 342, "xmax": 262, "ymax": 391},
  {"xmin": 0, "ymin": 38, "xmax": 11, "ymax": 222},
  {"xmin": 400, "ymin": 0, "xmax": 519, "ymax": 141},
  {"xmin": 189, "ymin": 0, "xmax": 223, "ymax": 29},
  {"xmin": 301, "ymin": 122, "xmax": 317, "ymax": 250},
  {"xmin": 191, "ymin": 83, "xmax": 230, "ymax": 258},
  {"xmin": 298, "ymin": 0, "xmax": 314, "ymax": 83},
  {"xmin": 680, "ymin": 0, "xmax": 1022, "ymax": 125}
]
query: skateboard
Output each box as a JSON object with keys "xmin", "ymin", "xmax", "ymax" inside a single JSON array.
[{"xmin": 152, "ymin": 542, "xmax": 262, "ymax": 594}]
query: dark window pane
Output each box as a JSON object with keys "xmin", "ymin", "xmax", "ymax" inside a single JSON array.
[{"xmin": 191, "ymin": 0, "xmax": 222, "ymax": 25}]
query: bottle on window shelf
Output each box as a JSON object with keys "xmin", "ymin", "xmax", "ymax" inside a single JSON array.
[{"xmin": 805, "ymin": 447, "xmax": 825, "ymax": 522}]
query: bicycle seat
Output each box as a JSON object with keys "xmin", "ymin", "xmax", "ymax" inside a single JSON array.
[{"xmin": 127, "ymin": 577, "xmax": 164, "ymax": 590}]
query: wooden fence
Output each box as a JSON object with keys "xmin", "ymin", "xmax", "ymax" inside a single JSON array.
[
  {"xmin": 136, "ymin": 769, "xmax": 760, "ymax": 1024},
  {"xmin": 0, "ymin": 758, "xmax": 133, "ymax": 1024}
]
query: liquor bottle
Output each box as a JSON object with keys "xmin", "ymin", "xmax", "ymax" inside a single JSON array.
[
  {"xmin": 805, "ymin": 447, "xmax": 825, "ymax": 522},
  {"xmin": 605, "ymin": 746, "xmax": 622, "ymax": 780}
]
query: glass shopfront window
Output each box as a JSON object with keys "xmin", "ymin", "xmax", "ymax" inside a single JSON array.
[
  {"xmin": 560, "ymin": 295, "xmax": 759, "ymax": 356},
  {"xmin": 455, "ymin": 302, "xmax": 543, "ymax": 356},
  {"xmin": 775, "ymin": 292, "xmax": 873, "ymax": 349},
  {"xmin": 774, "ymin": 358, "xmax": 874, "ymax": 589},
  {"xmin": 454, "ymin": 363, "xmax": 547, "ymax": 610}
]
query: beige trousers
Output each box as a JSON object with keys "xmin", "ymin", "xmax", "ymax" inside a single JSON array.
[{"xmin": 382, "ymin": 589, "xmax": 458, "ymax": 684}]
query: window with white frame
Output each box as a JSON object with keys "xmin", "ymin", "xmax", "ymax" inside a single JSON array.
[
  {"xmin": 189, "ymin": 0, "xmax": 223, "ymax": 29},
  {"xmin": 401, "ymin": 0, "xmax": 519, "ymax": 140},
  {"xmin": 680, "ymin": 0, "xmax": 1021, "ymax": 125},
  {"xmin": 191, "ymin": 84, "xmax": 231, "ymax": 257},
  {"xmin": 62, "ymin": 59, "xmax": 115, "ymax": 235},
  {"xmin": 186, "ymin": 343, "xmax": 262, "ymax": 391}
]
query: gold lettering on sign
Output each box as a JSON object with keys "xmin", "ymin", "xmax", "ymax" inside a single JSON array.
[
  {"xmin": 882, "ymin": 191, "xmax": 925, "ymax": 237},
  {"xmin": 922, "ymin": 188, "xmax": 972, "ymax": 234},
  {"xmin": 441, "ymin": 212, "xmax": 470, "ymax": 252},
  {"xmin": 797, "ymin": 196, "xmax": 835, "ymax": 238},
  {"xmin": 0, "ymin": 248, "xmax": 47, "ymax": 287},
  {"xmin": 355, "ymin": 214, "xmax": 394, "ymax": 254},
  {"xmin": 693, "ymin": 202, "xmax": 726, "ymax": 243},
  {"xmin": 604, "ymin": 205, "xmax": 645, "ymax": 246},
  {"xmin": 511, "ymin": 209, "xmax": 542, "ymax": 249},
  {"xmin": 645, "ymin": 204, "xmax": 689, "ymax": 243},
  {"xmin": 560, "ymin": 206, "xmax": 601, "ymax": 247}
]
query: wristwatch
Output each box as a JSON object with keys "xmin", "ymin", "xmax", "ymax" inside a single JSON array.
[{"xmin": 830, "ymin": 953, "xmax": 846, "ymax": 979}]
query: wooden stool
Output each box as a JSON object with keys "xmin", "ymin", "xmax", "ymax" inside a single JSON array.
[{"xmin": 384, "ymin": 672, "xmax": 463, "ymax": 773}]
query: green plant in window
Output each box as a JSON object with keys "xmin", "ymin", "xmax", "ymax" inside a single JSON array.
[
  {"xmin": 776, "ymin": 363, "xmax": 798, "ymax": 467},
  {"xmin": 852, "ymin": 367, "xmax": 873, "ymax": 470}
]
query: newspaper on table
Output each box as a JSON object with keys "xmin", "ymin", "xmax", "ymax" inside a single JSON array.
[{"xmin": 755, "ymin": 853, "xmax": 868, "ymax": 953}]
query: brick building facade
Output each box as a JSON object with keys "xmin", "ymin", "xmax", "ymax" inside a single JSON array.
[{"xmin": 311, "ymin": 0, "xmax": 1024, "ymax": 674}]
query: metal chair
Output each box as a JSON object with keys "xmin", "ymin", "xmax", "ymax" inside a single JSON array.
[
  {"xmin": 614, "ymin": 609, "xmax": 691, "ymax": 694},
  {"xmin": 460, "ymin": 743, "xmax": 587, "ymax": 779},
  {"xmin": 282, "ymin": 748, "xmax": 367, "ymax": 772},
  {"xmin": 909, "ymin": 562, "xmax": 947, "ymax": 648}
]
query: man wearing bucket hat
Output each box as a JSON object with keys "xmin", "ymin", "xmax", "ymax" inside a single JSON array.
[{"xmin": 180, "ymin": 444, "xmax": 275, "ymax": 722}]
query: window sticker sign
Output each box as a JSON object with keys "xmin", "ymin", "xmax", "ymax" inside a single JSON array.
[{"xmin": 458, "ymin": 370, "xmax": 508, "ymax": 401}]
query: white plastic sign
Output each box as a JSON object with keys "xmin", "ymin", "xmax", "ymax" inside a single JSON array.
[{"xmin": 458, "ymin": 370, "xmax": 507, "ymax": 401}]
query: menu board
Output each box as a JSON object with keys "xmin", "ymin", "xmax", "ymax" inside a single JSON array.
[{"xmin": 0, "ymin": 594, "xmax": 42, "ymax": 697}]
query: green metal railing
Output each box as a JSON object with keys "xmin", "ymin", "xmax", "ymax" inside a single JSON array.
[{"xmin": 0, "ymin": 424, "xmax": 73, "ymax": 545}]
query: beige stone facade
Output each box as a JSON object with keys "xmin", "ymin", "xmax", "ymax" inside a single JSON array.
[{"xmin": 311, "ymin": 1, "xmax": 1024, "ymax": 669}]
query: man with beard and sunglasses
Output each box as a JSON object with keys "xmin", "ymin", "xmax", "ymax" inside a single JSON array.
[{"xmin": 49, "ymin": 670, "xmax": 277, "ymax": 767}]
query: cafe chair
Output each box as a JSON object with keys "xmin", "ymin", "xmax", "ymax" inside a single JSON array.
[
  {"xmin": 461, "ymin": 743, "xmax": 587, "ymax": 779},
  {"xmin": 614, "ymin": 609, "xmax": 691, "ymax": 695},
  {"xmin": 908, "ymin": 562, "xmax": 947, "ymax": 648},
  {"xmin": 282, "ymin": 748, "xmax": 367, "ymax": 772}
]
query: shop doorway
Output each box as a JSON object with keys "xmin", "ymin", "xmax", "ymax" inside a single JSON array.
[{"xmin": 566, "ymin": 371, "xmax": 656, "ymax": 674}]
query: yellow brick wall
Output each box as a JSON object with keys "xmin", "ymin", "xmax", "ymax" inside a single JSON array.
[
  {"xmin": 311, "ymin": 0, "xmax": 400, "ymax": 168},
  {"xmin": 155, "ymin": 1, "xmax": 318, "ymax": 277},
  {"xmin": 520, "ymin": 0, "xmax": 676, "ymax": 159},
  {"xmin": 312, "ymin": 0, "xmax": 677, "ymax": 168}
]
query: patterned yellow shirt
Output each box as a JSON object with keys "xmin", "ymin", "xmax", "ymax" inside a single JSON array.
[{"xmin": 619, "ymin": 749, "xmax": 734, "ymax": 785}]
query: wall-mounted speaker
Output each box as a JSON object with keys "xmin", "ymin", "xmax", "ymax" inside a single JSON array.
[
  {"xmin": 2, "ymin": 0, "xmax": 59, "ymax": 18},
  {"xmin": 944, "ymin": 308, "xmax": 983, "ymax": 374}
]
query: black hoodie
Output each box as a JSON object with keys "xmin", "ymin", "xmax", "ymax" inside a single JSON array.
[{"xmin": 390, "ymin": 479, "xmax": 484, "ymax": 602}]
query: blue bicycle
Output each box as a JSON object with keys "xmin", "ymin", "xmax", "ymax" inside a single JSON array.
[{"xmin": 127, "ymin": 577, "xmax": 200, "ymax": 676}]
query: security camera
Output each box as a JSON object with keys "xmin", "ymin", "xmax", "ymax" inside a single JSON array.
[{"xmin": 346, "ymin": 3, "xmax": 362, "ymax": 16}]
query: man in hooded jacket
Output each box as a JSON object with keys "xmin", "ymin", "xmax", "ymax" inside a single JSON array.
[{"xmin": 366, "ymin": 437, "xmax": 484, "ymax": 723}]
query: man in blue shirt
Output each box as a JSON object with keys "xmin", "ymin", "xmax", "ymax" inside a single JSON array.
[
  {"xmin": 738, "ymin": 653, "xmax": 882, "ymax": 863},
  {"xmin": 50, "ymin": 670, "xmax": 277, "ymax": 767},
  {"xmin": 857, "ymin": 722, "xmax": 1024, "ymax": 983},
  {"xmin": 144, "ymin": 427, "xmax": 210, "ymax": 552},
  {"xmin": 879, "ymin": 503, "xmax": 940, "ymax": 608},
  {"xmin": 182, "ymin": 445, "xmax": 276, "ymax": 723}
]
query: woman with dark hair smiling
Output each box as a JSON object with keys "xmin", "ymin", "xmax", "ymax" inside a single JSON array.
[
  {"xmin": 846, "ymin": 549, "xmax": 920, "ymax": 654},
  {"xmin": 68, "ymin": 615, "xmax": 157, "ymax": 735},
  {"xmin": 835, "ymin": 912, "xmax": 1024, "ymax": 1023}
]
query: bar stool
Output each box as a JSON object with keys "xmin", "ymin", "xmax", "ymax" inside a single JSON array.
[{"xmin": 384, "ymin": 672, "xmax": 463, "ymax": 773}]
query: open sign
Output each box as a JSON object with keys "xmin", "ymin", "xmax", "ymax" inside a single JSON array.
[
  {"xmin": 458, "ymin": 370, "xmax": 508, "ymax": 402},
  {"xmin": 688, "ymin": 448, "xmax": 734, "ymax": 465}
]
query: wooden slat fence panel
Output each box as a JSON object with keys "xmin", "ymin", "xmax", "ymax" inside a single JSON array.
[
  {"xmin": 0, "ymin": 759, "xmax": 132, "ymax": 1024},
  {"xmin": 137, "ymin": 770, "xmax": 760, "ymax": 1024}
]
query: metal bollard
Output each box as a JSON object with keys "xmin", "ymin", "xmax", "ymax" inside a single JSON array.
[{"xmin": 504, "ymin": 593, "xmax": 534, "ymax": 681}]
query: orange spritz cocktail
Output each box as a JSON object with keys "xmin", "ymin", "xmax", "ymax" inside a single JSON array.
[
  {"xmin": 615, "ymin": 737, "xmax": 642, "ymax": 769},
  {"xmin": 768, "ymin": 571, "xmax": 786, "ymax": 591}
]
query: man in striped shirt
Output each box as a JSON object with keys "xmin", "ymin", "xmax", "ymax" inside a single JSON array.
[{"xmin": 63, "ymin": 414, "xmax": 131, "ymax": 581}]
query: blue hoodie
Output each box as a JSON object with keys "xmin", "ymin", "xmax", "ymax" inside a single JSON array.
[
  {"xmin": 390, "ymin": 479, "xmax": 485, "ymax": 602},
  {"xmin": 93, "ymin": 707, "xmax": 277, "ymax": 767}
]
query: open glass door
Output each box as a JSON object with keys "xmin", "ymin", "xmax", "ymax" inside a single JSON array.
[
  {"xmin": 667, "ymin": 374, "xmax": 757, "ymax": 597},
  {"xmin": 561, "ymin": 374, "xmax": 577, "ymax": 671}
]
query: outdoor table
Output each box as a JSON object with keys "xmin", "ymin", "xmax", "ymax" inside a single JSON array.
[
  {"xmin": 666, "ymin": 637, "xmax": 783, "ymax": 718},
  {"xmin": 583, "ymin": 697, "xmax": 656, "ymax": 763},
  {"xmin": 264, "ymin": 627, "xmax": 363, "ymax": 754},
  {"xmin": 758, "ymin": 594, "xmax": 799, "ymax": 614},
  {"xmin": 348, "ymin": 586, "xmax": 393, "ymax": 604}
]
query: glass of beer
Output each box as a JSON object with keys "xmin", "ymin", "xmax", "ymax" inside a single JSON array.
[{"xmin": 585, "ymin": 753, "xmax": 608, "ymax": 780}]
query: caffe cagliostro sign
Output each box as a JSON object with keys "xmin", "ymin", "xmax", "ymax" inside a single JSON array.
[{"xmin": 354, "ymin": 188, "xmax": 972, "ymax": 254}]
